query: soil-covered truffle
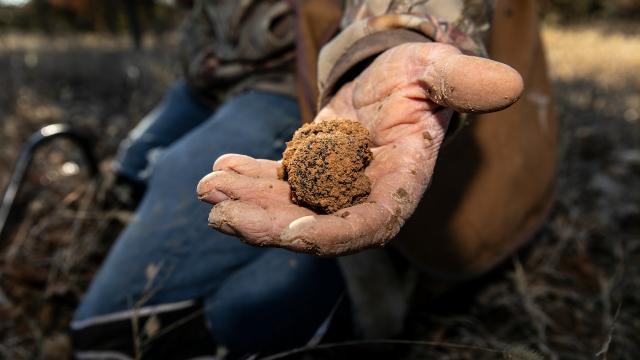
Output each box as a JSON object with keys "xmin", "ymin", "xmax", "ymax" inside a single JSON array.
[{"xmin": 279, "ymin": 118, "xmax": 373, "ymax": 214}]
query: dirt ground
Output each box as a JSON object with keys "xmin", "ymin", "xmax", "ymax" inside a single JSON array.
[{"xmin": 0, "ymin": 22, "xmax": 639, "ymax": 359}]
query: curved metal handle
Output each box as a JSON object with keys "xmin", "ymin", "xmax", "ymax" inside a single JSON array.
[{"xmin": 0, "ymin": 124, "xmax": 99, "ymax": 242}]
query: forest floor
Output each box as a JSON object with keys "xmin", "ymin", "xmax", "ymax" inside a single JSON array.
[{"xmin": 0, "ymin": 22, "xmax": 639, "ymax": 359}]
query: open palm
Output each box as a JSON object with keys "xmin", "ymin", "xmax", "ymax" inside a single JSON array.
[{"xmin": 197, "ymin": 42, "xmax": 523, "ymax": 256}]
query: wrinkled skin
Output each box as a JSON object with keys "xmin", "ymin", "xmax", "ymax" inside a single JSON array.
[{"xmin": 197, "ymin": 43, "xmax": 523, "ymax": 256}]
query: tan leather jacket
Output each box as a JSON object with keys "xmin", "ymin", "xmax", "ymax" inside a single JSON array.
[{"xmin": 397, "ymin": 0, "xmax": 557, "ymax": 278}]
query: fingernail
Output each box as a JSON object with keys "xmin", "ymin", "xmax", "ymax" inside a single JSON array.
[
  {"xmin": 208, "ymin": 204, "xmax": 237, "ymax": 235},
  {"xmin": 280, "ymin": 216, "xmax": 316, "ymax": 242},
  {"xmin": 203, "ymin": 190, "xmax": 229, "ymax": 203},
  {"xmin": 196, "ymin": 171, "xmax": 225, "ymax": 196},
  {"xmin": 208, "ymin": 220, "xmax": 238, "ymax": 236},
  {"xmin": 213, "ymin": 153, "xmax": 241, "ymax": 170}
]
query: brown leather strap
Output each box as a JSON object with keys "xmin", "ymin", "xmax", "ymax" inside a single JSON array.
[{"xmin": 293, "ymin": 0, "xmax": 343, "ymax": 124}]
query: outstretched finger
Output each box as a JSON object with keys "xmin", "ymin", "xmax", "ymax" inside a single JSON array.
[
  {"xmin": 277, "ymin": 202, "xmax": 399, "ymax": 256},
  {"xmin": 420, "ymin": 44, "xmax": 524, "ymax": 113},
  {"xmin": 208, "ymin": 200, "xmax": 314, "ymax": 246},
  {"xmin": 197, "ymin": 170, "xmax": 290, "ymax": 206},
  {"xmin": 212, "ymin": 153, "xmax": 280, "ymax": 179}
]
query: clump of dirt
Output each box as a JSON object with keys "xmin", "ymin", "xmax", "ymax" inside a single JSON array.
[{"xmin": 279, "ymin": 118, "xmax": 373, "ymax": 214}]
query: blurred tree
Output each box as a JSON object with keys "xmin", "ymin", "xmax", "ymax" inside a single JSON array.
[
  {"xmin": 544, "ymin": 0, "xmax": 640, "ymax": 20},
  {"xmin": 0, "ymin": 0, "xmax": 178, "ymax": 48},
  {"xmin": 3, "ymin": 0, "xmax": 638, "ymax": 34}
]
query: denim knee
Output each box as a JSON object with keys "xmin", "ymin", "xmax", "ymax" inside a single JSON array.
[
  {"xmin": 148, "ymin": 91, "xmax": 299, "ymax": 189},
  {"xmin": 207, "ymin": 250, "xmax": 344, "ymax": 354},
  {"xmin": 114, "ymin": 81, "xmax": 213, "ymax": 183}
]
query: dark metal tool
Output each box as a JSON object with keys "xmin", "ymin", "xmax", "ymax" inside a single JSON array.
[{"xmin": 0, "ymin": 123, "xmax": 99, "ymax": 242}]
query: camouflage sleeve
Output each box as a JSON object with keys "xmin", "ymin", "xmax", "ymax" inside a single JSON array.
[{"xmin": 317, "ymin": 0, "xmax": 495, "ymax": 109}]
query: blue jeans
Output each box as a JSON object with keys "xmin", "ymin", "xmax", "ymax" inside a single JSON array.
[
  {"xmin": 113, "ymin": 82, "xmax": 214, "ymax": 184},
  {"xmin": 73, "ymin": 84, "xmax": 345, "ymax": 355}
]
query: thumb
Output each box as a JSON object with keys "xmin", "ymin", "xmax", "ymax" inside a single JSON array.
[{"xmin": 422, "ymin": 48, "xmax": 524, "ymax": 114}]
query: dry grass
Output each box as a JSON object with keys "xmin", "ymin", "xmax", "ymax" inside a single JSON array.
[
  {"xmin": 0, "ymin": 31, "xmax": 179, "ymax": 51},
  {"xmin": 0, "ymin": 32, "xmax": 178, "ymax": 360},
  {"xmin": 0, "ymin": 21, "xmax": 639, "ymax": 360},
  {"xmin": 543, "ymin": 23, "xmax": 640, "ymax": 87}
]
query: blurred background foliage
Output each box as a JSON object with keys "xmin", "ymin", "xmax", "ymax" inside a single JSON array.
[
  {"xmin": 543, "ymin": 0, "xmax": 640, "ymax": 21},
  {"xmin": 1, "ymin": 0, "xmax": 640, "ymax": 36},
  {"xmin": 0, "ymin": 0, "xmax": 184, "ymax": 40}
]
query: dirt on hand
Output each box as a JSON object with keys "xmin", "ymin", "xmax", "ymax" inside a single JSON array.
[{"xmin": 279, "ymin": 118, "xmax": 373, "ymax": 214}]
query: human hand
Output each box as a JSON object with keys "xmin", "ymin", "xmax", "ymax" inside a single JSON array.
[{"xmin": 197, "ymin": 42, "xmax": 523, "ymax": 256}]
